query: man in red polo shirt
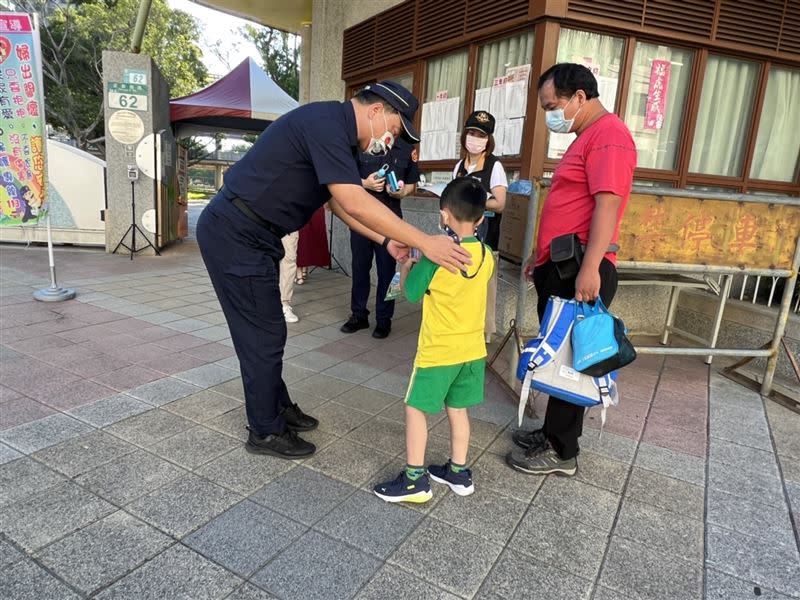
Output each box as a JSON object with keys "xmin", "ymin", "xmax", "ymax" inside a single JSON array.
[{"xmin": 507, "ymin": 63, "xmax": 637, "ymax": 476}]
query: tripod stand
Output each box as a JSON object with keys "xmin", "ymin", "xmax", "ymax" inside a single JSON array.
[{"xmin": 113, "ymin": 179, "xmax": 161, "ymax": 260}]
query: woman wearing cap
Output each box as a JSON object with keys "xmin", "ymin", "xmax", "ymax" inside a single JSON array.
[{"xmin": 452, "ymin": 110, "xmax": 508, "ymax": 343}]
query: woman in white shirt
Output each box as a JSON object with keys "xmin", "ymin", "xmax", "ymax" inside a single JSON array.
[{"xmin": 452, "ymin": 110, "xmax": 508, "ymax": 343}]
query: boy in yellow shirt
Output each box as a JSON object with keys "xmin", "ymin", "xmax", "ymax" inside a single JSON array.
[{"xmin": 374, "ymin": 177, "xmax": 494, "ymax": 503}]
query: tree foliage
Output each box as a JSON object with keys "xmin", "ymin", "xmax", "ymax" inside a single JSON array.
[
  {"xmin": 241, "ymin": 24, "xmax": 299, "ymax": 100},
  {"xmin": 19, "ymin": 0, "xmax": 207, "ymax": 151}
]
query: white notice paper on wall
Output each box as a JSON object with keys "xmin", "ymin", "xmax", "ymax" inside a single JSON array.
[
  {"xmin": 442, "ymin": 97, "xmax": 460, "ymax": 133},
  {"xmin": 489, "ymin": 85, "xmax": 506, "ymax": 122},
  {"xmin": 504, "ymin": 118, "xmax": 525, "ymax": 155},
  {"xmin": 474, "ymin": 87, "xmax": 491, "ymax": 112},
  {"xmin": 493, "ymin": 121, "xmax": 507, "ymax": 156},
  {"xmin": 504, "ymin": 80, "xmax": 528, "ymax": 119},
  {"xmin": 596, "ymin": 75, "xmax": 619, "ymax": 112}
]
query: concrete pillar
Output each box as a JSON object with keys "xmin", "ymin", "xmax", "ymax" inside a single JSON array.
[
  {"xmin": 214, "ymin": 165, "xmax": 224, "ymax": 189},
  {"xmin": 299, "ymin": 24, "xmax": 312, "ymax": 105}
]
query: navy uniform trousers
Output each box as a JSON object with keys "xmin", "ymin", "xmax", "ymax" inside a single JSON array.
[
  {"xmin": 349, "ymin": 203, "xmax": 401, "ymax": 327},
  {"xmin": 533, "ymin": 258, "xmax": 619, "ymax": 459},
  {"xmin": 196, "ymin": 193, "xmax": 291, "ymax": 436}
]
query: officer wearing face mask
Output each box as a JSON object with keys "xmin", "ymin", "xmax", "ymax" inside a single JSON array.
[
  {"xmin": 452, "ymin": 110, "xmax": 507, "ymax": 343},
  {"xmin": 196, "ymin": 80, "xmax": 471, "ymax": 460},
  {"xmin": 506, "ymin": 63, "xmax": 636, "ymax": 478},
  {"xmin": 340, "ymin": 84, "xmax": 421, "ymax": 340}
]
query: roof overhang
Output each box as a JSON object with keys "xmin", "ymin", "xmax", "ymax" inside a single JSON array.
[{"xmin": 190, "ymin": 0, "xmax": 312, "ymax": 33}]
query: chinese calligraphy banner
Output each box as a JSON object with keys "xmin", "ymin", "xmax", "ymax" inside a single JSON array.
[
  {"xmin": 0, "ymin": 12, "xmax": 46, "ymax": 226},
  {"xmin": 644, "ymin": 59, "xmax": 671, "ymax": 131}
]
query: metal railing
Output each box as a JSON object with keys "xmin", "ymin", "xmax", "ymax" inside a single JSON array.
[{"xmin": 731, "ymin": 273, "xmax": 800, "ymax": 315}]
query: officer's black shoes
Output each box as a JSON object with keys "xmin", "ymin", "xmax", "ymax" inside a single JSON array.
[
  {"xmin": 372, "ymin": 324, "xmax": 391, "ymax": 339},
  {"xmin": 282, "ymin": 403, "xmax": 319, "ymax": 432},
  {"xmin": 245, "ymin": 428, "xmax": 316, "ymax": 459},
  {"xmin": 340, "ymin": 315, "xmax": 369, "ymax": 333}
]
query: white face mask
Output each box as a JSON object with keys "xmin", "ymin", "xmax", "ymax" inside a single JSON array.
[
  {"xmin": 367, "ymin": 110, "xmax": 395, "ymax": 155},
  {"xmin": 465, "ymin": 134, "xmax": 488, "ymax": 155},
  {"xmin": 545, "ymin": 94, "xmax": 580, "ymax": 134}
]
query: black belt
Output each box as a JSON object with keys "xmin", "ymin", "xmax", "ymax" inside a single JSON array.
[{"xmin": 221, "ymin": 188, "xmax": 286, "ymax": 238}]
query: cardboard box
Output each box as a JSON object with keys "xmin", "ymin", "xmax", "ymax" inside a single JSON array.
[{"xmin": 499, "ymin": 193, "xmax": 531, "ymax": 262}]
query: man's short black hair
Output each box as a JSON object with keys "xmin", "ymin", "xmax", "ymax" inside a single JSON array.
[
  {"xmin": 537, "ymin": 63, "xmax": 600, "ymax": 100},
  {"xmin": 440, "ymin": 177, "xmax": 486, "ymax": 223},
  {"xmin": 353, "ymin": 89, "xmax": 398, "ymax": 113}
]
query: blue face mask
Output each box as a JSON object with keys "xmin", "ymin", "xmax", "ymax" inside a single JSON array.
[{"xmin": 545, "ymin": 94, "xmax": 580, "ymax": 134}]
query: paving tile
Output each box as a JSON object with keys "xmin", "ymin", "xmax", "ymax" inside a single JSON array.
[
  {"xmin": 286, "ymin": 350, "xmax": 344, "ymax": 373},
  {"xmin": 32, "ymin": 429, "xmax": 137, "ymax": 477},
  {"xmin": 705, "ymin": 569, "xmax": 795, "ymax": 600},
  {"xmin": 62, "ymin": 353, "xmax": 133, "ymax": 378},
  {"xmin": 250, "ymin": 466, "xmax": 356, "ymax": 526},
  {"xmin": 0, "ymin": 456, "xmax": 65, "ymax": 506},
  {"xmin": 281, "ymin": 363, "xmax": 316, "ymax": 386},
  {"xmin": 0, "ymin": 480, "xmax": 115, "ymax": 551},
  {"xmin": 574, "ymin": 451, "xmax": 630, "ymax": 494},
  {"xmin": 67, "ymin": 393, "xmax": 152, "ymax": 427},
  {"xmin": 126, "ymin": 377, "xmax": 203, "ymax": 407},
  {"xmin": 76, "ymin": 450, "xmax": 187, "ymax": 505},
  {"xmin": 471, "ymin": 450, "xmax": 544, "ymax": 503},
  {"xmin": 226, "ymin": 583, "xmax": 279, "ymax": 600},
  {"xmin": 153, "ymin": 332, "xmax": 209, "ymax": 351},
  {"xmin": 313, "ymin": 401, "xmax": 374, "ymax": 436},
  {"xmin": 708, "ymin": 438, "xmax": 779, "ymax": 478},
  {"xmin": 706, "ymin": 525, "xmax": 800, "ymax": 598},
  {"xmin": 321, "ymin": 359, "xmax": 385, "ymax": 384},
  {"xmin": 207, "ymin": 378, "xmax": 245, "ymax": 401},
  {"xmin": 334, "ymin": 386, "xmax": 399, "ymax": 414},
  {"xmin": 479, "ymin": 548, "xmax": 592, "ymax": 600},
  {"xmin": 592, "ymin": 586, "xmax": 636, "ymax": 600},
  {"xmin": 615, "ymin": 498, "xmax": 704, "ymax": 561},
  {"xmin": 346, "ymin": 415, "xmax": 407, "ymax": 455},
  {"xmin": 533, "ymin": 477, "xmax": 621, "ymax": 531},
  {"xmin": 0, "ymin": 412, "xmax": 93, "ymax": 454},
  {"xmin": 355, "ymin": 564, "xmax": 461, "ymax": 600},
  {"xmin": 625, "ymin": 467, "xmax": 704, "ymax": 520},
  {"xmin": 105, "ymin": 409, "xmax": 195, "ymax": 447},
  {"xmin": 163, "ymin": 389, "xmax": 242, "ymax": 423},
  {"xmin": 430, "ymin": 483, "xmax": 527, "ymax": 546},
  {"xmin": 0, "ymin": 396, "xmax": 58, "ymax": 431},
  {"xmin": 149, "ymin": 425, "xmax": 239, "ymax": 469},
  {"xmin": 204, "ymin": 405, "xmax": 248, "ymax": 441},
  {"xmin": 36, "ymin": 510, "xmax": 173, "ymax": 595},
  {"xmin": 388, "ymin": 517, "xmax": 503, "ymax": 598},
  {"xmin": 42, "ymin": 379, "xmax": 124, "ymax": 411},
  {"xmin": 599, "ymin": 537, "xmax": 702, "ymax": 600},
  {"xmin": 173, "ymin": 363, "xmax": 238, "ymax": 388},
  {"xmin": 252, "ymin": 530, "xmax": 381, "ymax": 600},
  {"xmin": 429, "ymin": 416, "xmax": 504, "ymax": 450},
  {"xmin": 706, "ymin": 487, "xmax": 795, "ymax": 546},
  {"xmin": 641, "ymin": 421, "xmax": 706, "ymax": 457},
  {"xmin": 316, "ymin": 490, "xmax": 423, "ymax": 558},
  {"xmin": 634, "ymin": 442, "xmax": 706, "ymax": 486},
  {"xmin": 709, "ymin": 409, "xmax": 772, "ymax": 452},
  {"xmin": 579, "ymin": 428, "xmax": 638, "ymax": 463},
  {"xmin": 305, "ymin": 438, "xmax": 395, "ymax": 487},
  {"xmin": 95, "ymin": 543, "xmax": 242, "ymax": 600},
  {"xmin": 92, "ymin": 364, "xmax": 164, "ymax": 391},
  {"xmin": 195, "ymin": 447, "xmax": 296, "ymax": 495},
  {"xmin": 708, "ymin": 457, "xmax": 786, "ymax": 508},
  {"xmin": 0, "ymin": 558, "xmax": 82, "ymax": 600},
  {"xmin": 291, "ymin": 373, "xmax": 357, "ymax": 400},
  {"xmin": 186, "ymin": 500, "xmax": 305, "ymax": 577},
  {"xmin": 508, "ymin": 506, "xmax": 609, "ymax": 580},
  {"xmin": 0, "ymin": 537, "xmax": 24, "ymax": 568},
  {"xmin": 140, "ymin": 352, "xmax": 209, "ymax": 375}
]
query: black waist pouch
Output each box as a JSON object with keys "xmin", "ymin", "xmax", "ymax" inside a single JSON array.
[{"xmin": 550, "ymin": 233, "xmax": 584, "ymax": 280}]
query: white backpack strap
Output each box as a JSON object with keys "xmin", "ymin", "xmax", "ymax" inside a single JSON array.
[{"xmin": 518, "ymin": 365, "xmax": 535, "ymax": 426}]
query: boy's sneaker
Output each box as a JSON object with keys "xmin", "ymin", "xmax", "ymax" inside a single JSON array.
[
  {"xmin": 428, "ymin": 461, "xmax": 475, "ymax": 496},
  {"xmin": 505, "ymin": 441, "xmax": 577, "ymax": 476},
  {"xmin": 283, "ymin": 305, "xmax": 299, "ymax": 323},
  {"xmin": 373, "ymin": 471, "xmax": 433, "ymax": 504}
]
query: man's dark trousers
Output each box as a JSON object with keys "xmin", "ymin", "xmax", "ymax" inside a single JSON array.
[
  {"xmin": 532, "ymin": 258, "xmax": 619, "ymax": 459},
  {"xmin": 196, "ymin": 193, "xmax": 292, "ymax": 436},
  {"xmin": 349, "ymin": 204, "xmax": 401, "ymax": 328}
]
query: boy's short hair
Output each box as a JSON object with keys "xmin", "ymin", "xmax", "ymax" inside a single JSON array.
[{"xmin": 440, "ymin": 177, "xmax": 486, "ymax": 223}]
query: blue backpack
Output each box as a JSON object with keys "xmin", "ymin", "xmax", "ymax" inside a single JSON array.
[{"xmin": 572, "ymin": 298, "xmax": 637, "ymax": 376}]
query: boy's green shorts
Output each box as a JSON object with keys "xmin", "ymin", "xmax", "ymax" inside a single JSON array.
[{"xmin": 404, "ymin": 358, "xmax": 485, "ymax": 414}]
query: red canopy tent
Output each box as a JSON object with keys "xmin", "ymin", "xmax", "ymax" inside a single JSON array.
[{"xmin": 170, "ymin": 57, "xmax": 298, "ymax": 137}]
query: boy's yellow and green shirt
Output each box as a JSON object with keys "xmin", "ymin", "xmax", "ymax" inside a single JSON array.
[{"xmin": 404, "ymin": 237, "xmax": 494, "ymax": 368}]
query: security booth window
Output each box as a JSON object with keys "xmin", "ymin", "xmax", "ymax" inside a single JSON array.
[
  {"xmin": 473, "ymin": 31, "xmax": 534, "ymax": 157},
  {"xmin": 750, "ymin": 66, "xmax": 800, "ymax": 183},
  {"xmin": 547, "ymin": 28, "xmax": 624, "ymax": 159},
  {"xmin": 689, "ymin": 55, "xmax": 759, "ymax": 177},
  {"xmin": 624, "ymin": 43, "xmax": 694, "ymax": 171},
  {"xmin": 420, "ymin": 50, "xmax": 468, "ymax": 161}
]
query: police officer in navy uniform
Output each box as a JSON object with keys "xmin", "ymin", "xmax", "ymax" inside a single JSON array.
[
  {"xmin": 341, "ymin": 133, "xmax": 419, "ymax": 339},
  {"xmin": 196, "ymin": 81, "xmax": 471, "ymax": 459}
]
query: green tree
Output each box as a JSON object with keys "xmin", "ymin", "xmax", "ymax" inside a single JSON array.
[
  {"xmin": 21, "ymin": 0, "xmax": 208, "ymax": 151},
  {"xmin": 242, "ymin": 24, "xmax": 299, "ymax": 100}
]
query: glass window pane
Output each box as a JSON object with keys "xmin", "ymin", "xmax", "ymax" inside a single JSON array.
[
  {"xmin": 473, "ymin": 31, "xmax": 534, "ymax": 157},
  {"xmin": 387, "ymin": 72, "xmax": 414, "ymax": 93},
  {"xmin": 420, "ymin": 51, "xmax": 468, "ymax": 161},
  {"xmin": 624, "ymin": 43, "xmax": 693, "ymax": 170},
  {"xmin": 547, "ymin": 29, "xmax": 624, "ymax": 159},
  {"xmin": 750, "ymin": 66, "xmax": 800, "ymax": 182},
  {"xmin": 689, "ymin": 55, "xmax": 758, "ymax": 177}
]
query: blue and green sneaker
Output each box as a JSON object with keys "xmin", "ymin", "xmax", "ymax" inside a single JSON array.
[{"xmin": 373, "ymin": 471, "xmax": 433, "ymax": 504}]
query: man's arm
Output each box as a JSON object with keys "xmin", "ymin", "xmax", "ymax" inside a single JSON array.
[{"xmin": 574, "ymin": 192, "xmax": 622, "ymax": 301}]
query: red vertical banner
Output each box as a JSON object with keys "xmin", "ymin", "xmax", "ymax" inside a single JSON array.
[{"xmin": 645, "ymin": 59, "xmax": 671, "ymax": 131}]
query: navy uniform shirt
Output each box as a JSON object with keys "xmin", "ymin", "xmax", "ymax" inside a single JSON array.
[
  {"xmin": 223, "ymin": 101, "xmax": 363, "ymax": 233},
  {"xmin": 357, "ymin": 139, "xmax": 420, "ymax": 207}
]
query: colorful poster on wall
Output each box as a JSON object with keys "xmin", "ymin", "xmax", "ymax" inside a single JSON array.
[
  {"xmin": 645, "ymin": 59, "xmax": 671, "ymax": 130},
  {"xmin": 0, "ymin": 12, "xmax": 46, "ymax": 226}
]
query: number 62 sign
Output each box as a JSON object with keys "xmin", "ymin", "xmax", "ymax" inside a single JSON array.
[{"xmin": 108, "ymin": 82, "xmax": 148, "ymax": 112}]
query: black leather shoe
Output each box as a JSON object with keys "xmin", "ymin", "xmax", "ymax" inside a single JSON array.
[
  {"xmin": 372, "ymin": 324, "xmax": 391, "ymax": 339},
  {"xmin": 282, "ymin": 403, "xmax": 319, "ymax": 432},
  {"xmin": 245, "ymin": 428, "xmax": 316, "ymax": 459},
  {"xmin": 340, "ymin": 315, "xmax": 369, "ymax": 333}
]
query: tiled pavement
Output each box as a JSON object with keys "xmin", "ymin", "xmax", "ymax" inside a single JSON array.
[{"xmin": 1, "ymin": 238, "xmax": 799, "ymax": 600}]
